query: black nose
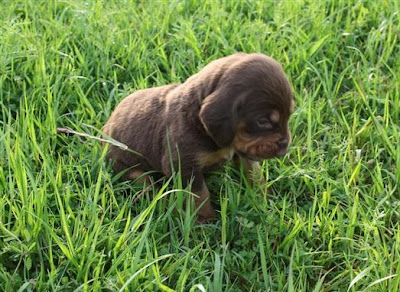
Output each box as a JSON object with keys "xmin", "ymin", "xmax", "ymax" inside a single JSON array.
[{"xmin": 278, "ymin": 138, "xmax": 289, "ymax": 149}]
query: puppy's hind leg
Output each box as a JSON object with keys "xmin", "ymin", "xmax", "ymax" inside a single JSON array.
[
  {"xmin": 127, "ymin": 169, "xmax": 151, "ymax": 184},
  {"xmin": 110, "ymin": 159, "xmax": 149, "ymax": 182}
]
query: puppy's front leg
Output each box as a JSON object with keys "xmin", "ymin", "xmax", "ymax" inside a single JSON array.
[
  {"xmin": 190, "ymin": 173, "xmax": 216, "ymax": 221},
  {"xmin": 234, "ymin": 156, "xmax": 266, "ymax": 186}
]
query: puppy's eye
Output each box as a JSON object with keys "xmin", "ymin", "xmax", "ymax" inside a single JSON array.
[{"xmin": 257, "ymin": 118, "xmax": 273, "ymax": 130}]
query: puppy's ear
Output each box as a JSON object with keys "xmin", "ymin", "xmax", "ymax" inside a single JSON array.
[{"xmin": 199, "ymin": 90, "xmax": 238, "ymax": 147}]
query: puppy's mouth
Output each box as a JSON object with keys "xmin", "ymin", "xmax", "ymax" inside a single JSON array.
[
  {"xmin": 235, "ymin": 151, "xmax": 265, "ymax": 161},
  {"xmin": 233, "ymin": 129, "xmax": 290, "ymax": 161},
  {"xmin": 235, "ymin": 144, "xmax": 288, "ymax": 161}
]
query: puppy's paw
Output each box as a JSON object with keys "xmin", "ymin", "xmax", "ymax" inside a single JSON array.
[
  {"xmin": 251, "ymin": 174, "xmax": 266, "ymax": 187},
  {"xmin": 196, "ymin": 204, "xmax": 217, "ymax": 223}
]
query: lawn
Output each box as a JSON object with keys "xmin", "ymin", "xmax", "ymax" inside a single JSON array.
[{"xmin": 0, "ymin": 0, "xmax": 399, "ymax": 291}]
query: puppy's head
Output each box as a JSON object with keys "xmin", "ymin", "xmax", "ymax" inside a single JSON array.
[{"xmin": 199, "ymin": 53, "xmax": 294, "ymax": 160}]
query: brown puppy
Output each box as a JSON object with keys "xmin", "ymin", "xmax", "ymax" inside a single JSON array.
[{"xmin": 103, "ymin": 53, "xmax": 294, "ymax": 221}]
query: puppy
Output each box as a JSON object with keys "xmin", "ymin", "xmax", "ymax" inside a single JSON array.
[{"xmin": 103, "ymin": 53, "xmax": 294, "ymax": 221}]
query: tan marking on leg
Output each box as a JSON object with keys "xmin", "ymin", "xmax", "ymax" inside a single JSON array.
[
  {"xmin": 234, "ymin": 156, "xmax": 267, "ymax": 193},
  {"xmin": 239, "ymin": 158, "xmax": 265, "ymax": 185},
  {"xmin": 127, "ymin": 170, "xmax": 151, "ymax": 183}
]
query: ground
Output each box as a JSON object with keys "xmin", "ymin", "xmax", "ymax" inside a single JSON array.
[{"xmin": 0, "ymin": 0, "xmax": 399, "ymax": 291}]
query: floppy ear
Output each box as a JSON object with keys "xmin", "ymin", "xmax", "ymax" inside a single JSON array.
[{"xmin": 199, "ymin": 90, "xmax": 238, "ymax": 147}]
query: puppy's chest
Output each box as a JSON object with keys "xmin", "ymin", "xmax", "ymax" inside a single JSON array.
[{"xmin": 197, "ymin": 147, "xmax": 235, "ymax": 170}]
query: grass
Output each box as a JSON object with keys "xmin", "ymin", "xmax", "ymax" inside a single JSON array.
[{"xmin": 0, "ymin": 0, "xmax": 399, "ymax": 291}]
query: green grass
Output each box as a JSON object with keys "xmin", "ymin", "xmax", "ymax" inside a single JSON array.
[{"xmin": 1, "ymin": 0, "xmax": 399, "ymax": 291}]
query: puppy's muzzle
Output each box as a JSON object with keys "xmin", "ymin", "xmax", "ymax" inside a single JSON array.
[
  {"xmin": 236, "ymin": 136, "xmax": 290, "ymax": 160},
  {"xmin": 276, "ymin": 138, "xmax": 289, "ymax": 157}
]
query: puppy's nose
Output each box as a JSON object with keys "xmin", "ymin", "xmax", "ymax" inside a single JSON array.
[{"xmin": 278, "ymin": 138, "xmax": 289, "ymax": 149}]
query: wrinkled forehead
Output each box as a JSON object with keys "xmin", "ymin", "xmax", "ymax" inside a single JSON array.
[{"xmin": 241, "ymin": 91, "xmax": 294, "ymax": 119}]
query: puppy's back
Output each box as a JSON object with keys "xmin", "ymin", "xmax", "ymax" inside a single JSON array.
[{"xmin": 103, "ymin": 84, "xmax": 180, "ymax": 173}]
